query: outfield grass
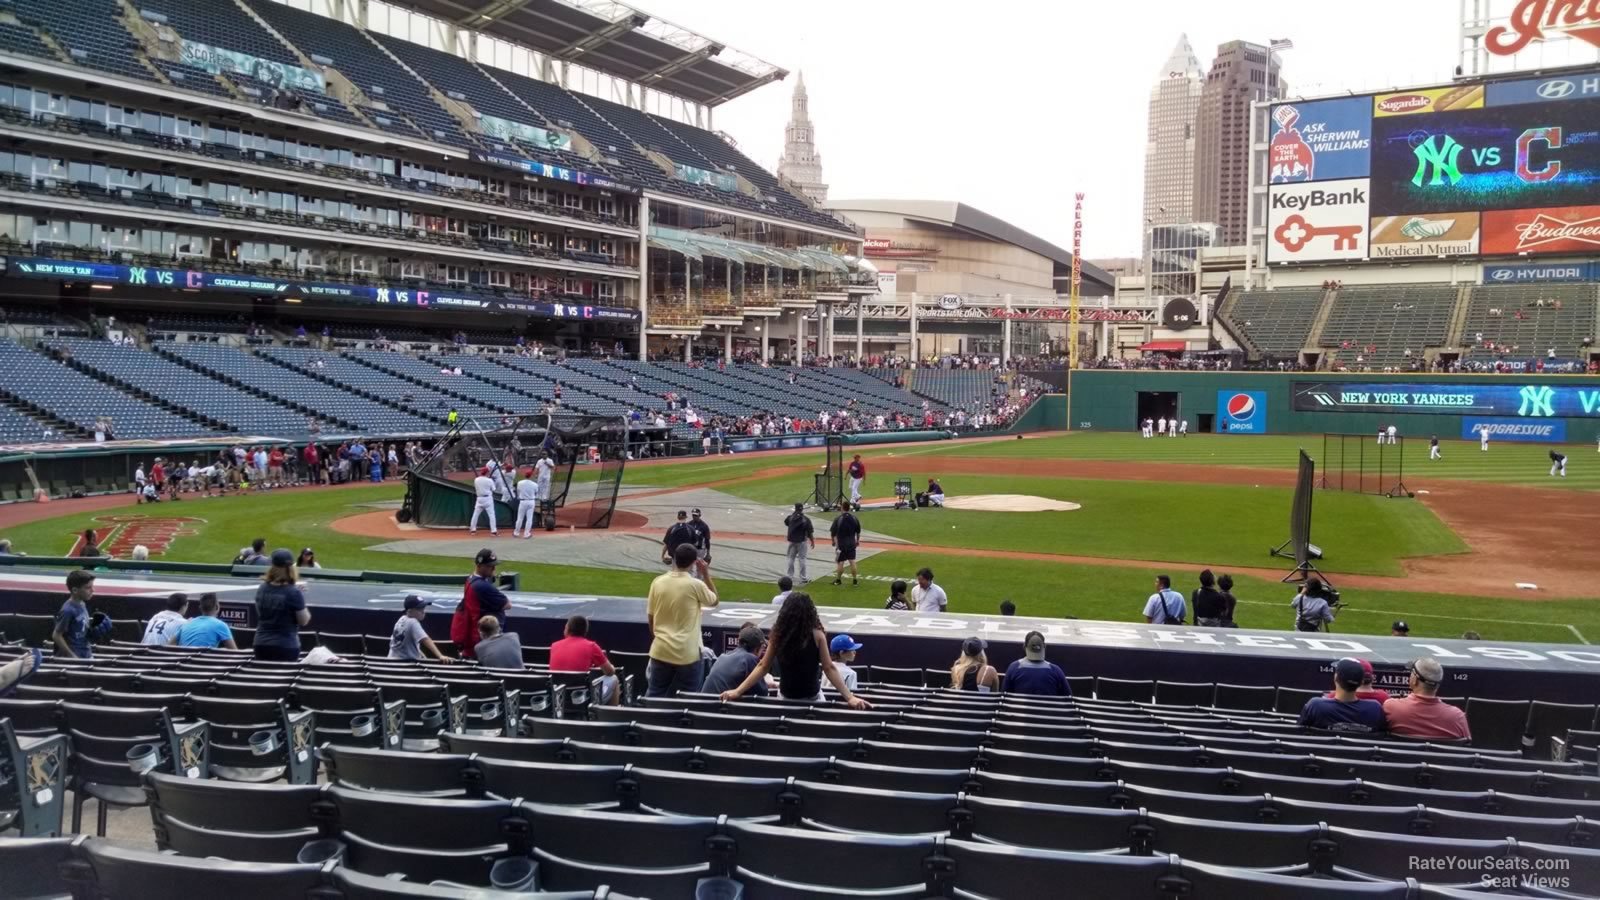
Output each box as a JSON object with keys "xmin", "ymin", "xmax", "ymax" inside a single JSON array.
[{"xmin": 724, "ymin": 473, "xmax": 1465, "ymax": 577}]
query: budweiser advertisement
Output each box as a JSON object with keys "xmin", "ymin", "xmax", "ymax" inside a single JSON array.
[
  {"xmin": 1482, "ymin": 205, "xmax": 1600, "ymax": 255},
  {"xmin": 1485, "ymin": 0, "xmax": 1600, "ymax": 56},
  {"xmin": 1369, "ymin": 212, "xmax": 1481, "ymax": 258},
  {"xmin": 1266, "ymin": 178, "xmax": 1371, "ymax": 263}
]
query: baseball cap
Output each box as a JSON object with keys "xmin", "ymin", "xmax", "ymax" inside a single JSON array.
[
  {"xmin": 66, "ymin": 570, "xmax": 95, "ymax": 590},
  {"xmin": 1411, "ymin": 657, "xmax": 1444, "ymax": 685},
  {"xmin": 691, "ymin": 508, "xmax": 702, "ymax": 517},
  {"xmin": 475, "ymin": 548, "xmax": 499, "ymax": 567},
  {"xmin": 1333, "ymin": 657, "xmax": 1366, "ymax": 689},
  {"xmin": 829, "ymin": 634, "xmax": 863, "ymax": 654},
  {"xmin": 270, "ymin": 548, "xmax": 294, "ymax": 567},
  {"xmin": 962, "ymin": 637, "xmax": 987, "ymax": 657},
  {"xmin": 793, "ymin": 502, "xmax": 804, "ymax": 512},
  {"xmin": 1392, "ymin": 620, "xmax": 1410, "ymax": 634},
  {"xmin": 1023, "ymin": 631, "xmax": 1046, "ymax": 661},
  {"xmin": 1358, "ymin": 658, "xmax": 1375, "ymax": 680},
  {"xmin": 403, "ymin": 594, "xmax": 432, "ymax": 610},
  {"xmin": 676, "ymin": 510, "xmax": 688, "ymax": 519}
]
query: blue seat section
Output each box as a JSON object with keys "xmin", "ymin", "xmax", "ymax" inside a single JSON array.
[
  {"xmin": 160, "ymin": 343, "xmax": 439, "ymax": 435},
  {"xmin": 346, "ymin": 349, "xmax": 543, "ymax": 415},
  {"xmin": 255, "ymin": 347, "xmax": 497, "ymax": 424},
  {"xmin": 48, "ymin": 338, "xmax": 308, "ymax": 436},
  {"xmin": 0, "ymin": 340, "xmax": 211, "ymax": 439},
  {"xmin": 10, "ymin": 0, "xmax": 161, "ymax": 84},
  {"xmin": 908, "ymin": 369, "xmax": 1002, "ymax": 412}
]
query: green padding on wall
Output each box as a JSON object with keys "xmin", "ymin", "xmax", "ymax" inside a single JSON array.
[
  {"xmin": 1008, "ymin": 394, "xmax": 1067, "ymax": 431},
  {"xmin": 842, "ymin": 430, "xmax": 950, "ymax": 446},
  {"xmin": 413, "ymin": 472, "xmax": 516, "ymax": 528}
]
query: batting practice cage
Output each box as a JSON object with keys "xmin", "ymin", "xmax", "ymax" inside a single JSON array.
[
  {"xmin": 812, "ymin": 435, "xmax": 846, "ymax": 511},
  {"xmin": 1319, "ymin": 433, "xmax": 1412, "ymax": 499},
  {"xmin": 399, "ymin": 413, "xmax": 628, "ymax": 529}
]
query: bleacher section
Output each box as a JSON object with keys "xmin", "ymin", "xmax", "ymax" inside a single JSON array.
[
  {"xmin": 1220, "ymin": 288, "xmax": 1325, "ymax": 360},
  {"xmin": 9, "ymin": 0, "xmax": 161, "ymax": 85},
  {"xmin": 256, "ymin": 346, "xmax": 494, "ymax": 424},
  {"xmin": 1319, "ymin": 285, "xmax": 1459, "ymax": 370},
  {"xmin": 908, "ymin": 369, "xmax": 1000, "ymax": 411},
  {"xmin": 1461, "ymin": 283, "xmax": 1600, "ymax": 360},
  {"xmin": 0, "ymin": 340, "xmax": 211, "ymax": 439},
  {"xmin": 2, "ymin": 637, "xmax": 1598, "ymax": 897}
]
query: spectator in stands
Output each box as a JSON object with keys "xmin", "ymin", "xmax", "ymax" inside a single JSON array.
[
  {"xmin": 772, "ymin": 575, "xmax": 794, "ymax": 605},
  {"xmin": 77, "ymin": 528, "xmax": 104, "ymax": 559},
  {"xmin": 1191, "ymin": 569, "xmax": 1228, "ymax": 627},
  {"xmin": 828, "ymin": 634, "xmax": 862, "ymax": 691},
  {"xmin": 783, "ymin": 503, "xmax": 815, "ymax": 583},
  {"xmin": 141, "ymin": 593, "xmax": 189, "ymax": 645},
  {"xmin": 1215, "ymin": 574, "xmax": 1238, "ymax": 626},
  {"xmin": 0, "ymin": 540, "xmax": 14, "ymax": 555},
  {"xmin": 913, "ymin": 568, "xmax": 948, "ymax": 613},
  {"xmin": 549, "ymin": 614, "xmax": 619, "ymax": 705},
  {"xmin": 884, "ymin": 579, "xmax": 912, "ymax": 611},
  {"xmin": 951, "ymin": 638, "xmax": 999, "ymax": 692},
  {"xmin": 1391, "ymin": 620, "xmax": 1410, "ymax": 637},
  {"xmin": 1004, "ymin": 631, "xmax": 1071, "ymax": 697},
  {"xmin": 53, "ymin": 570, "xmax": 111, "ymax": 659},
  {"xmin": 253, "ymin": 549, "xmax": 308, "ymax": 662},
  {"xmin": 0, "ymin": 646, "xmax": 41, "ymax": 697},
  {"xmin": 171, "ymin": 593, "xmax": 235, "ymax": 649},
  {"xmin": 236, "ymin": 538, "xmax": 269, "ymax": 567},
  {"xmin": 1298, "ymin": 658, "xmax": 1387, "ymax": 734},
  {"xmin": 1292, "ymin": 578, "xmax": 1337, "ymax": 632},
  {"xmin": 702, "ymin": 623, "xmax": 770, "ymax": 697},
  {"xmin": 999, "ymin": 599, "xmax": 1016, "ymax": 616},
  {"xmin": 829, "ymin": 506, "xmax": 861, "ymax": 586},
  {"xmin": 719, "ymin": 593, "xmax": 870, "ymax": 707},
  {"xmin": 296, "ymin": 548, "xmax": 320, "ymax": 570},
  {"xmin": 1385, "ymin": 658, "xmax": 1471, "ymax": 740},
  {"xmin": 645, "ymin": 543, "xmax": 720, "ymax": 697},
  {"xmin": 1323, "ymin": 658, "xmax": 1392, "ymax": 703},
  {"xmin": 451, "ymin": 549, "xmax": 509, "ymax": 660},
  {"xmin": 389, "ymin": 594, "xmax": 450, "ymax": 662},
  {"xmin": 1143, "ymin": 575, "xmax": 1186, "ymax": 625},
  {"xmin": 474, "ymin": 615, "xmax": 522, "ymax": 669}
]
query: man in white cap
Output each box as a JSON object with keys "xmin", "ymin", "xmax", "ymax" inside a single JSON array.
[{"xmin": 469, "ymin": 467, "xmax": 498, "ymax": 536}]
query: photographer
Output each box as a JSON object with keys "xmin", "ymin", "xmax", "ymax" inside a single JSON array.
[{"xmin": 1291, "ymin": 577, "xmax": 1337, "ymax": 633}]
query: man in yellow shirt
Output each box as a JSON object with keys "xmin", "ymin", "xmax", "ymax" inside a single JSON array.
[{"xmin": 646, "ymin": 542, "xmax": 719, "ymax": 696}]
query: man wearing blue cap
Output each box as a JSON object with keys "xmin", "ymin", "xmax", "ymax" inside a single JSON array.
[
  {"xmin": 1297, "ymin": 657, "xmax": 1386, "ymax": 734},
  {"xmin": 829, "ymin": 634, "xmax": 862, "ymax": 692},
  {"xmin": 389, "ymin": 594, "xmax": 451, "ymax": 662}
]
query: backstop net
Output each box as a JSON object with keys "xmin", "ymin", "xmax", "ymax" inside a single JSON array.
[
  {"xmin": 1320, "ymin": 433, "xmax": 1408, "ymax": 498},
  {"xmin": 812, "ymin": 436, "xmax": 846, "ymax": 511}
]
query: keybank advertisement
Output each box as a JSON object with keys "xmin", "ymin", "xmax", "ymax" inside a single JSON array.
[
  {"xmin": 1462, "ymin": 417, "xmax": 1567, "ymax": 443},
  {"xmin": 1293, "ymin": 382, "xmax": 1600, "ymax": 418},
  {"xmin": 1268, "ymin": 97, "xmax": 1372, "ymax": 183}
]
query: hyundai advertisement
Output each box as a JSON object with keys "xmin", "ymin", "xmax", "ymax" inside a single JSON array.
[{"xmin": 1293, "ymin": 382, "xmax": 1600, "ymax": 418}]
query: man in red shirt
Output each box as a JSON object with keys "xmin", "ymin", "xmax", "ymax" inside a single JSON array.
[
  {"xmin": 548, "ymin": 614, "xmax": 619, "ymax": 705},
  {"xmin": 268, "ymin": 446, "xmax": 286, "ymax": 486},
  {"xmin": 302, "ymin": 444, "xmax": 321, "ymax": 485},
  {"xmin": 1385, "ymin": 658, "xmax": 1471, "ymax": 741},
  {"xmin": 450, "ymin": 549, "xmax": 509, "ymax": 659},
  {"xmin": 150, "ymin": 458, "xmax": 166, "ymax": 492},
  {"xmin": 1323, "ymin": 658, "xmax": 1392, "ymax": 704}
]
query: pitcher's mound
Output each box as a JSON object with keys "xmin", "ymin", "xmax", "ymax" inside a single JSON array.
[{"xmin": 942, "ymin": 494, "xmax": 1081, "ymax": 512}]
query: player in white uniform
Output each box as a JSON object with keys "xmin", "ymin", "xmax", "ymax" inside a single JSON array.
[
  {"xmin": 535, "ymin": 453, "xmax": 554, "ymax": 504},
  {"xmin": 1386, "ymin": 425, "xmax": 1398, "ymax": 445},
  {"xmin": 1480, "ymin": 426, "xmax": 1490, "ymax": 452},
  {"xmin": 1178, "ymin": 420, "xmax": 1187, "ymax": 437},
  {"xmin": 1168, "ymin": 417, "xmax": 1179, "ymax": 437},
  {"xmin": 1429, "ymin": 435, "xmax": 1441, "ymax": 460},
  {"xmin": 1141, "ymin": 418, "xmax": 1152, "ymax": 438},
  {"xmin": 469, "ymin": 469, "xmax": 498, "ymax": 535},
  {"xmin": 1157, "ymin": 417, "xmax": 1167, "ymax": 437},
  {"xmin": 513, "ymin": 469, "xmax": 540, "ymax": 537},
  {"xmin": 488, "ymin": 459, "xmax": 512, "ymax": 503}
]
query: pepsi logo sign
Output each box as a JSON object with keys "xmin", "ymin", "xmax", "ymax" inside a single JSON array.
[
  {"xmin": 1226, "ymin": 393, "xmax": 1257, "ymax": 421},
  {"xmin": 1216, "ymin": 390, "xmax": 1267, "ymax": 434}
]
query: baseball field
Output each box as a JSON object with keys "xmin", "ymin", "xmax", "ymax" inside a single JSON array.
[{"xmin": 3, "ymin": 431, "xmax": 1597, "ymax": 644}]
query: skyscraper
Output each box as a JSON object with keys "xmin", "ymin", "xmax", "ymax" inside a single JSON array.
[
  {"xmin": 777, "ymin": 71, "xmax": 827, "ymax": 205},
  {"xmin": 1192, "ymin": 40, "xmax": 1284, "ymax": 244},
  {"xmin": 1142, "ymin": 35, "xmax": 1203, "ymax": 231}
]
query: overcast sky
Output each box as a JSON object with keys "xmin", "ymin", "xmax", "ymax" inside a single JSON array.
[{"xmin": 638, "ymin": 0, "xmax": 1597, "ymax": 258}]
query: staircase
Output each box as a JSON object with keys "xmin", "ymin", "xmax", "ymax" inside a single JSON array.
[
  {"xmin": 1442, "ymin": 284, "xmax": 1474, "ymax": 352},
  {"xmin": 0, "ymin": 395, "xmax": 86, "ymax": 439},
  {"xmin": 1301, "ymin": 287, "xmax": 1338, "ymax": 357}
]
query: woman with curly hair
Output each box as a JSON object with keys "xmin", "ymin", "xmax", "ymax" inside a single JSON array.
[{"xmin": 718, "ymin": 592, "xmax": 871, "ymax": 709}]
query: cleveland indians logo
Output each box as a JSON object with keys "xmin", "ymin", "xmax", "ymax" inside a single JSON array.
[{"xmin": 68, "ymin": 515, "xmax": 204, "ymax": 558}]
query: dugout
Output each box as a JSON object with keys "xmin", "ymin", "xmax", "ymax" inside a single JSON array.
[{"xmin": 1069, "ymin": 370, "xmax": 1600, "ymax": 444}]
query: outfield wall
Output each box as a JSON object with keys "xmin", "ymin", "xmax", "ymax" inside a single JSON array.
[{"xmin": 1069, "ymin": 371, "xmax": 1600, "ymax": 444}]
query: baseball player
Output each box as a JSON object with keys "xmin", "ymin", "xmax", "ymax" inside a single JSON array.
[
  {"xmin": 469, "ymin": 467, "xmax": 499, "ymax": 535},
  {"xmin": 1387, "ymin": 425, "xmax": 1398, "ymax": 445},
  {"xmin": 1429, "ymin": 435, "xmax": 1441, "ymax": 460},
  {"xmin": 1141, "ymin": 418, "xmax": 1152, "ymax": 438},
  {"xmin": 1168, "ymin": 416, "xmax": 1178, "ymax": 437},
  {"xmin": 1178, "ymin": 419, "xmax": 1188, "ymax": 437},
  {"xmin": 1378, "ymin": 426, "xmax": 1385, "ymax": 446},
  {"xmin": 513, "ymin": 468, "xmax": 539, "ymax": 538},
  {"xmin": 489, "ymin": 457, "xmax": 513, "ymax": 503},
  {"xmin": 1550, "ymin": 450, "xmax": 1567, "ymax": 478},
  {"xmin": 1480, "ymin": 425, "xmax": 1490, "ymax": 452},
  {"xmin": 847, "ymin": 454, "xmax": 866, "ymax": 508},
  {"xmin": 534, "ymin": 452, "xmax": 554, "ymax": 502},
  {"xmin": 1157, "ymin": 416, "xmax": 1167, "ymax": 437}
]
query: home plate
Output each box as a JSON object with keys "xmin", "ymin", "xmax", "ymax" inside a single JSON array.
[{"xmin": 942, "ymin": 494, "xmax": 1081, "ymax": 512}]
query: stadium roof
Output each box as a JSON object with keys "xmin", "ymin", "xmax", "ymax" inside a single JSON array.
[
  {"xmin": 828, "ymin": 198, "xmax": 1115, "ymax": 289},
  {"xmin": 394, "ymin": 0, "xmax": 786, "ymax": 105}
]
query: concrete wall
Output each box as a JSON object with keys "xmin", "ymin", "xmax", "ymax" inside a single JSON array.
[{"xmin": 1069, "ymin": 370, "xmax": 1600, "ymax": 444}]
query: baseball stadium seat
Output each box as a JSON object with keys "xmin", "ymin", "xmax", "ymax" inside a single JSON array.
[
  {"xmin": 1466, "ymin": 698, "xmax": 1532, "ymax": 751},
  {"xmin": 474, "ymin": 758, "xmax": 626, "ymax": 808},
  {"xmin": 1524, "ymin": 702, "xmax": 1599, "ymax": 760},
  {"xmin": 627, "ymin": 767, "xmax": 789, "ymax": 821},
  {"xmin": 1214, "ymin": 683, "xmax": 1277, "ymax": 711},
  {"xmin": 722, "ymin": 820, "xmax": 942, "ymax": 898}
]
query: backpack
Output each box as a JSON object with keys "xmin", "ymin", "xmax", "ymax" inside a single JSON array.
[
  {"xmin": 1158, "ymin": 590, "xmax": 1185, "ymax": 626},
  {"xmin": 1294, "ymin": 597, "xmax": 1322, "ymax": 632}
]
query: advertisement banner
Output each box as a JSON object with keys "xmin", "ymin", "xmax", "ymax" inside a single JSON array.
[
  {"xmin": 468, "ymin": 150, "xmax": 638, "ymax": 194},
  {"xmin": 1268, "ymin": 97, "xmax": 1372, "ymax": 183},
  {"xmin": 1293, "ymin": 381, "xmax": 1600, "ymax": 418},
  {"xmin": 1482, "ymin": 261, "xmax": 1600, "ymax": 283},
  {"xmin": 1482, "ymin": 205, "xmax": 1600, "ymax": 255},
  {"xmin": 1368, "ymin": 212, "xmax": 1480, "ymax": 258},
  {"xmin": 1462, "ymin": 417, "xmax": 1568, "ymax": 443},
  {"xmin": 477, "ymin": 114, "xmax": 571, "ymax": 153},
  {"xmin": 675, "ymin": 164, "xmax": 739, "ymax": 193},
  {"xmin": 1487, "ymin": 73, "xmax": 1600, "ymax": 106},
  {"xmin": 1369, "ymin": 99, "xmax": 1600, "ymax": 215},
  {"xmin": 1373, "ymin": 85, "xmax": 1484, "ymax": 117},
  {"xmin": 179, "ymin": 39, "xmax": 324, "ymax": 94},
  {"xmin": 1216, "ymin": 391, "xmax": 1268, "ymax": 433},
  {"xmin": 3, "ymin": 258, "xmax": 640, "ymax": 321},
  {"xmin": 1266, "ymin": 178, "xmax": 1370, "ymax": 263}
]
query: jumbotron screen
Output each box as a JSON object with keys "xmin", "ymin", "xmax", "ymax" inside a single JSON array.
[{"xmin": 1369, "ymin": 98, "xmax": 1600, "ymax": 215}]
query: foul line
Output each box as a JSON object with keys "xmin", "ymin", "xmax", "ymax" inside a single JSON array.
[
  {"xmin": 1232, "ymin": 597, "xmax": 1574, "ymax": 632},
  {"xmin": 1567, "ymin": 625, "xmax": 1591, "ymax": 645}
]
